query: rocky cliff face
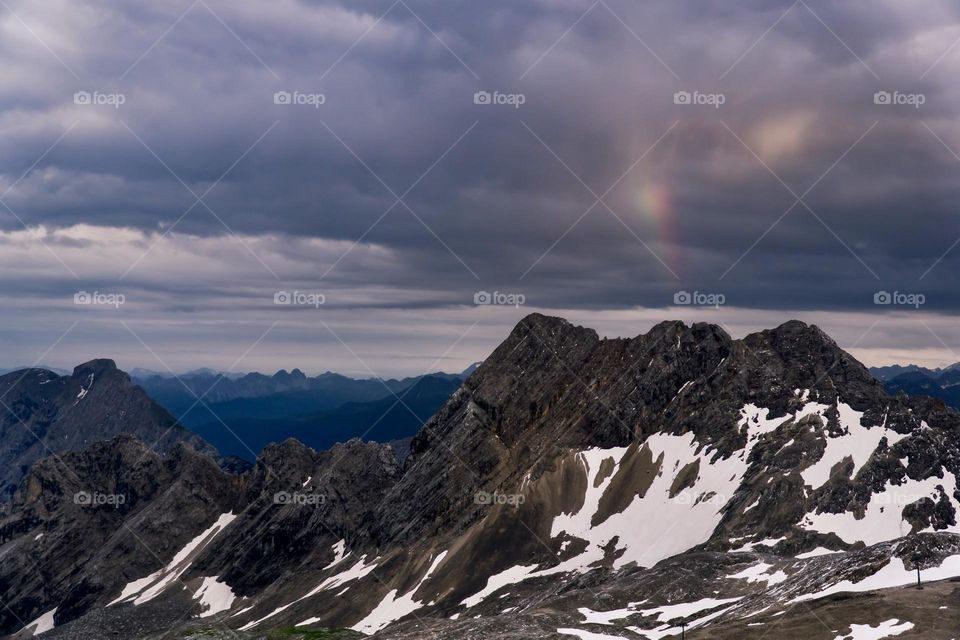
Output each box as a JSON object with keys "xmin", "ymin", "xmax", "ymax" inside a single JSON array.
[
  {"xmin": 0, "ymin": 435, "xmax": 238, "ymax": 633},
  {"xmin": 0, "ymin": 360, "xmax": 212, "ymax": 499},
  {"xmin": 6, "ymin": 315, "xmax": 960, "ymax": 639}
]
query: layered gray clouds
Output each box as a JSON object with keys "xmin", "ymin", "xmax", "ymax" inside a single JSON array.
[{"xmin": 3, "ymin": 0, "xmax": 960, "ymax": 373}]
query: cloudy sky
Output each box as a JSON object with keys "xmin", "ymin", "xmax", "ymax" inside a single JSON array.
[{"xmin": 2, "ymin": 0, "xmax": 960, "ymax": 376}]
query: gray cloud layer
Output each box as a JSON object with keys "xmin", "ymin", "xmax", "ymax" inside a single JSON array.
[{"xmin": 2, "ymin": 0, "xmax": 960, "ymax": 373}]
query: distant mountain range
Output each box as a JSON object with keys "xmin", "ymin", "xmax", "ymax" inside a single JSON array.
[
  {"xmin": 131, "ymin": 365, "xmax": 478, "ymax": 461},
  {"xmin": 132, "ymin": 365, "xmax": 477, "ymax": 420},
  {"xmin": 869, "ymin": 362, "xmax": 960, "ymax": 381},
  {"xmin": 869, "ymin": 364, "xmax": 960, "ymax": 411},
  {"xmin": 190, "ymin": 374, "xmax": 464, "ymax": 460}
]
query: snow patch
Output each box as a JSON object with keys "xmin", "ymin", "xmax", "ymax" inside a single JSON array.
[
  {"xmin": 193, "ymin": 576, "xmax": 236, "ymax": 618},
  {"xmin": 460, "ymin": 564, "xmax": 538, "ymax": 608},
  {"xmin": 727, "ymin": 562, "xmax": 787, "ymax": 586},
  {"xmin": 558, "ymin": 629, "xmax": 629, "ymax": 640},
  {"xmin": 240, "ymin": 555, "xmax": 379, "ymax": 631},
  {"xmin": 729, "ymin": 537, "xmax": 785, "ymax": 553},
  {"xmin": 831, "ymin": 618, "xmax": 914, "ymax": 640},
  {"xmin": 795, "ymin": 547, "xmax": 839, "ymax": 559},
  {"xmin": 312, "ymin": 554, "xmax": 378, "ymax": 593},
  {"xmin": 18, "ymin": 607, "xmax": 56, "ymax": 636},
  {"xmin": 577, "ymin": 604, "xmax": 643, "ymax": 625},
  {"xmin": 350, "ymin": 550, "xmax": 448, "ymax": 635},
  {"xmin": 76, "ymin": 373, "xmax": 94, "ymax": 400},
  {"xmin": 628, "ymin": 598, "xmax": 742, "ymax": 639},
  {"xmin": 108, "ymin": 512, "xmax": 237, "ymax": 606},
  {"xmin": 323, "ymin": 539, "xmax": 350, "ymax": 569},
  {"xmin": 638, "ymin": 597, "xmax": 742, "ymax": 623},
  {"xmin": 801, "ymin": 403, "xmax": 905, "ymax": 490}
]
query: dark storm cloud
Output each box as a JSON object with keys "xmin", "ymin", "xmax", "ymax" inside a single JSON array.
[{"xmin": 3, "ymin": 0, "xmax": 960, "ymax": 373}]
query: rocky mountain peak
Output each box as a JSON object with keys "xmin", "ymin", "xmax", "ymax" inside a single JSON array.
[
  {"xmin": 72, "ymin": 358, "xmax": 121, "ymax": 379},
  {"xmin": 273, "ymin": 368, "xmax": 307, "ymax": 381},
  {"xmin": 508, "ymin": 313, "xmax": 599, "ymax": 347},
  {"xmin": 0, "ymin": 360, "xmax": 213, "ymax": 499}
]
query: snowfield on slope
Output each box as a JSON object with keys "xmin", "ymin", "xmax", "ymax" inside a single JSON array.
[
  {"xmin": 108, "ymin": 512, "xmax": 237, "ymax": 607},
  {"xmin": 802, "ymin": 470, "xmax": 960, "ymax": 545},
  {"xmin": 792, "ymin": 553, "xmax": 960, "ymax": 602},
  {"xmin": 240, "ymin": 554, "xmax": 380, "ymax": 631},
  {"xmin": 546, "ymin": 402, "xmax": 803, "ymax": 571},
  {"xmin": 456, "ymin": 396, "xmax": 929, "ymax": 614},
  {"xmin": 350, "ymin": 551, "xmax": 448, "ymax": 635},
  {"xmin": 800, "ymin": 403, "xmax": 905, "ymax": 489},
  {"xmin": 458, "ymin": 401, "xmax": 830, "ymax": 609}
]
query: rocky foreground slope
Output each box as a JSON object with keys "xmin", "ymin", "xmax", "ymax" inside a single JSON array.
[{"xmin": 4, "ymin": 314, "xmax": 960, "ymax": 638}]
